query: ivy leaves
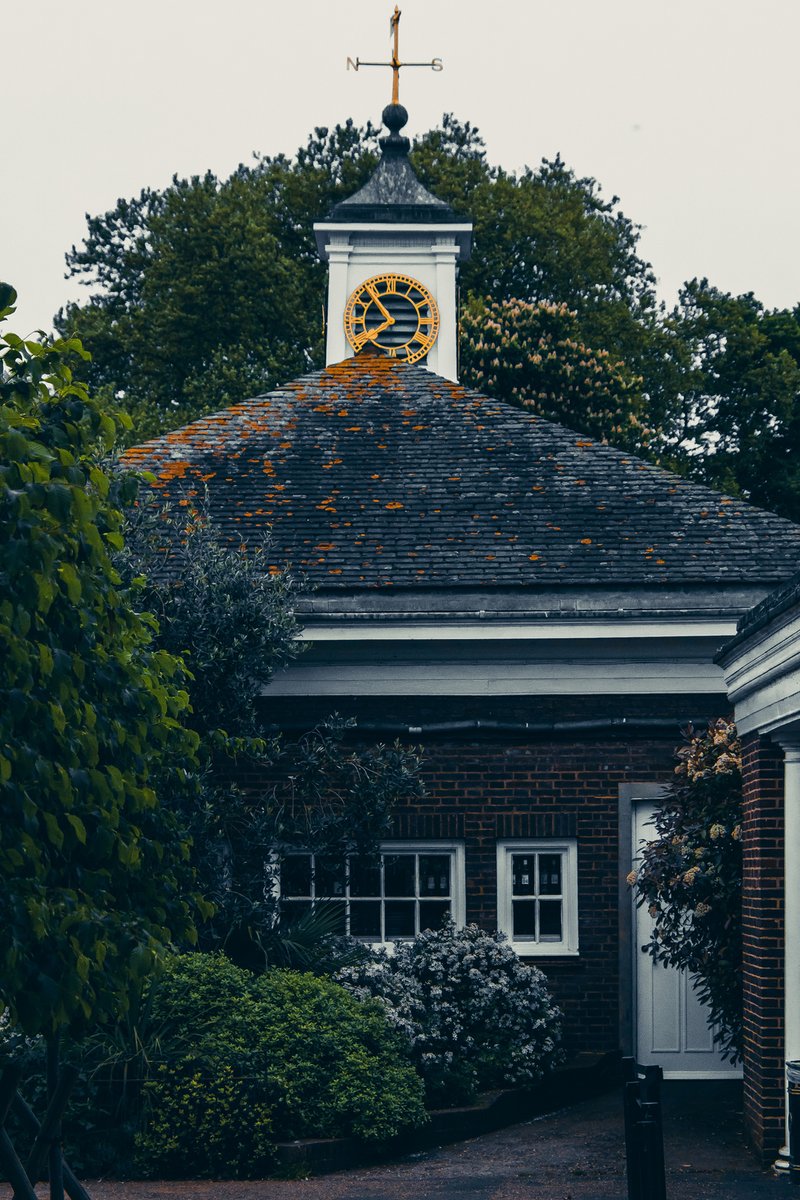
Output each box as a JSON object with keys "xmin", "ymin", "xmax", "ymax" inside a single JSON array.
[{"xmin": 0, "ymin": 295, "xmax": 204, "ymax": 1037}]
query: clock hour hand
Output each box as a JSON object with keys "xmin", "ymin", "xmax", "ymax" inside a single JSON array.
[{"xmin": 352, "ymin": 317, "xmax": 394, "ymax": 350}]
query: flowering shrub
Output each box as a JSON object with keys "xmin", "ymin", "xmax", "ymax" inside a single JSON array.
[
  {"xmin": 136, "ymin": 953, "xmax": 426, "ymax": 1177},
  {"xmin": 337, "ymin": 920, "xmax": 563, "ymax": 1103},
  {"xmin": 629, "ymin": 719, "xmax": 743, "ymax": 1060},
  {"xmin": 460, "ymin": 296, "xmax": 648, "ymax": 452}
]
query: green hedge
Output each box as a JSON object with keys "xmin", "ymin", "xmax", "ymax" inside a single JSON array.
[{"xmin": 135, "ymin": 953, "xmax": 426, "ymax": 1177}]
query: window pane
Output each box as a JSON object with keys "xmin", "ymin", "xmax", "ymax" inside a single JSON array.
[
  {"xmin": 350, "ymin": 900, "xmax": 381, "ymax": 938},
  {"xmin": 539, "ymin": 900, "xmax": 563, "ymax": 941},
  {"xmin": 419, "ymin": 855, "xmax": 450, "ymax": 897},
  {"xmin": 315, "ymin": 899, "xmax": 347, "ymax": 935},
  {"xmin": 385, "ymin": 900, "xmax": 416, "ymax": 939},
  {"xmin": 282, "ymin": 855, "xmax": 312, "ymax": 897},
  {"xmin": 316, "ymin": 857, "xmax": 346, "ymax": 898},
  {"xmin": 384, "ymin": 855, "xmax": 415, "ymax": 897},
  {"xmin": 512, "ymin": 900, "xmax": 537, "ymax": 937},
  {"xmin": 280, "ymin": 899, "xmax": 311, "ymax": 927},
  {"xmin": 538, "ymin": 855, "xmax": 562, "ymax": 896},
  {"xmin": 419, "ymin": 900, "xmax": 450, "ymax": 932},
  {"xmin": 349, "ymin": 857, "xmax": 381, "ymax": 897},
  {"xmin": 512, "ymin": 855, "xmax": 536, "ymax": 896}
]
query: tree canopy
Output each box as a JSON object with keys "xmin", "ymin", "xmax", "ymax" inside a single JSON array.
[
  {"xmin": 120, "ymin": 503, "xmax": 425, "ymax": 968},
  {"xmin": 58, "ymin": 115, "xmax": 800, "ymax": 519},
  {"xmin": 663, "ymin": 280, "xmax": 800, "ymax": 520},
  {"xmin": 460, "ymin": 296, "xmax": 649, "ymax": 452},
  {"xmin": 0, "ymin": 285, "xmax": 204, "ymax": 1038},
  {"xmin": 58, "ymin": 116, "xmax": 660, "ymax": 449}
]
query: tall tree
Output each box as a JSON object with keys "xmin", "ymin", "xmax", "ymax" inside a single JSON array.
[
  {"xmin": 460, "ymin": 296, "xmax": 649, "ymax": 451},
  {"xmin": 119, "ymin": 504, "xmax": 425, "ymax": 968},
  {"xmin": 0, "ymin": 285, "xmax": 204, "ymax": 1041},
  {"xmin": 664, "ymin": 280, "xmax": 800, "ymax": 519},
  {"xmin": 59, "ymin": 116, "xmax": 660, "ymax": 446}
]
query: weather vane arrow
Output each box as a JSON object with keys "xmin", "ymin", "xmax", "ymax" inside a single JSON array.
[{"xmin": 347, "ymin": 6, "xmax": 443, "ymax": 105}]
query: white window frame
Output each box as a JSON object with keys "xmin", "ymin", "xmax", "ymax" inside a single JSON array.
[
  {"xmin": 496, "ymin": 839, "xmax": 579, "ymax": 957},
  {"xmin": 279, "ymin": 840, "xmax": 465, "ymax": 949}
]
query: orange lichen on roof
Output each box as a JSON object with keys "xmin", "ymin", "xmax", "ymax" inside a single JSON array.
[
  {"xmin": 385, "ymin": 502, "xmax": 404, "ymax": 510},
  {"xmin": 158, "ymin": 460, "xmax": 191, "ymax": 480}
]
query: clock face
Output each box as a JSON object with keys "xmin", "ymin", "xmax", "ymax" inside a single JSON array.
[{"xmin": 344, "ymin": 273, "xmax": 440, "ymax": 364}]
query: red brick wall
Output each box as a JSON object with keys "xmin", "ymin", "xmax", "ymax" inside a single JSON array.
[
  {"xmin": 740, "ymin": 733, "xmax": 785, "ymax": 1158},
  {"xmin": 388, "ymin": 735, "xmax": 675, "ymax": 1056}
]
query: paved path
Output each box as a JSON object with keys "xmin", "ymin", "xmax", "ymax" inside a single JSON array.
[{"xmin": 10, "ymin": 1081, "xmax": 788, "ymax": 1200}]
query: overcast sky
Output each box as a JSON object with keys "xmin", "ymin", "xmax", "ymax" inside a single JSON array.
[{"xmin": 4, "ymin": 0, "xmax": 799, "ymax": 337}]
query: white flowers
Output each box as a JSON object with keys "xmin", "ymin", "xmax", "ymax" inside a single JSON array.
[{"xmin": 337, "ymin": 919, "xmax": 563, "ymax": 1101}]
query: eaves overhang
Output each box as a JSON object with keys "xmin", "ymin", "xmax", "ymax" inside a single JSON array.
[
  {"xmin": 717, "ymin": 601, "xmax": 800, "ymax": 737},
  {"xmin": 313, "ymin": 220, "xmax": 474, "ymax": 261}
]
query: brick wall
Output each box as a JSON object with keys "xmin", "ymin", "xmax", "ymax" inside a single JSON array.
[
  {"xmin": 387, "ymin": 733, "xmax": 675, "ymax": 1057},
  {"xmin": 740, "ymin": 732, "xmax": 785, "ymax": 1158}
]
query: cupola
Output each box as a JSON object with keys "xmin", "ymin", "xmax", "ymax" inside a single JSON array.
[{"xmin": 313, "ymin": 13, "xmax": 472, "ymax": 381}]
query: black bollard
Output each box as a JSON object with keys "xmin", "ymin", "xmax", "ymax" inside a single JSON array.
[{"xmin": 789, "ymin": 1061, "xmax": 800, "ymax": 1186}]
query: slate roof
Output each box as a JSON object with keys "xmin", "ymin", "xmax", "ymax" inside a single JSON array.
[
  {"xmin": 324, "ymin": 103, "xmax": 466, "ymax": 226},
  {"xmin": 123, "ymin": 356, "xmax": 800, "ymax": 592}
]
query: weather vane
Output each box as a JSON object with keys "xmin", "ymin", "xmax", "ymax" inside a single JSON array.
[{"xmin": 347, "ymin": 6, "xmax": 443, "ymax": 106}]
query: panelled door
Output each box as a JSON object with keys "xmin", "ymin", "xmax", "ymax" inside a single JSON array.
[{"xmin": 632, "ymin": 802, "xmax": 741, "ymax": 1079}]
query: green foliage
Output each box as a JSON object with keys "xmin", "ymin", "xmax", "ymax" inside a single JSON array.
[
  {"xmin": 59, "ymin": 117, "xmax": 660, "ymax": 447},
  {"xmin": 57, "ymin": 115, "xmax": 800, "ymax": 516},
  {"xmin": 664, "ymin": 281, "xmax": 800, "ymax": 519},
  {"xmin": 59, "ymin": 122, "xmax": 379, "ymax": 443},
  {"xmin": 0, "ymin": 287, "xmax": 204, "ymax": 1038},
  {"xmin": 460, "ymin": 296, "xmax": 648, "ymax": 451},
  {"xmin": 121, "ymin": 505, "xmax": 301, "ymax": 740},
  {"xmin": 135, "ymin": 953, "xmax": 427, "ymax": 1177},
  {"xmin": 630, "ymin": 719, "xmax": 743, "ymax": 1060},
  {"xmin": 119, "ymin": 506, "xmax": 425, "ymax": 967}
]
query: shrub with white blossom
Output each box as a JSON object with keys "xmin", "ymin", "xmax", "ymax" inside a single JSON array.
[
  {"xmin": 629, "ymin": 718, "xmax": 743, "ymax": 1060},
  {"xmin": 337, "ymin": 920, "xmax": 563, "ymax": 1103}
]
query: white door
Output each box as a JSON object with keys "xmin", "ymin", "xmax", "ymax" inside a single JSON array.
[{"xmin": 633, "ymin": 803, "xmax": 741, "ymax": 1079}]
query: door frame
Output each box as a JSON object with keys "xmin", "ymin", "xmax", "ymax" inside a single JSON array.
[{"xmin": 620, "ymin": 783, "xmax": 742, "ymax": 1079}]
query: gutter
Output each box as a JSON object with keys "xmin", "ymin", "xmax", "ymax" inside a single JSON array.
[{"xmin": 264, "ymin": 716, "xmax": 706, "ymax": 737}]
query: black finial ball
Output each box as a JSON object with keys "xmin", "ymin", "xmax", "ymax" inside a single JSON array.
[{"xmin": 382, "ymin": 103, "xmax": 409, "ymax": 133}]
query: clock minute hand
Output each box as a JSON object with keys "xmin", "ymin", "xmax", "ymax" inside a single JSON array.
[{"xmin": 365, "ymin": 283, "xmax": 395, "ymax": 324}]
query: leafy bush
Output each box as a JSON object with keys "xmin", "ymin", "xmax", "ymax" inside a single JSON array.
[
  {"xmin": 337, "ymin": 920, "xmax": 563, "ymax": 1103},
  {"xmin": 630, "ymin": 718, "xmax": 743, "ymax": 1060},
  {"xmin": 135, "ymin": 953, "xmax": 426, "ymax": 1177}
]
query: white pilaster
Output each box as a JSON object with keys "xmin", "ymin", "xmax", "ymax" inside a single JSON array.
[
  {"xmin": 431, "ymin": 239, "xmax": 459, "ymax": 381},
  {"xmin": 774, "ymin": 732, "xmax": 800, "ymax": 1169},
  {"xmin": 323, "ymin": 236, "xmax": 352, "ymax": 366}
]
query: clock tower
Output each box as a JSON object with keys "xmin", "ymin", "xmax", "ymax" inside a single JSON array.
[{"xmin": 313, "ymin": 101, "xmax": 473, "ymax": 381}]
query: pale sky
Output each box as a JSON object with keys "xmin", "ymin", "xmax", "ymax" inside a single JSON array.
[{"xmin": 4, "ymin": 0, "xmax": 799, "ymax": 337}]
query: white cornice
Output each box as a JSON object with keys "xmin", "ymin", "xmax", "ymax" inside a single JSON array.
[
  {"xmin": 719, "ymin": 609, "xmax": 800, "ymax": 736},
  {"xmin": 299, "ymin": 619, "xmax": 737, "ymax": 643}
]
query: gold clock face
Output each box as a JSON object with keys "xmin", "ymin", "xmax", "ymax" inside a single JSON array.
[{"xmin": 344, "ymin": 273, "xmax": 440, "ymax": 364}]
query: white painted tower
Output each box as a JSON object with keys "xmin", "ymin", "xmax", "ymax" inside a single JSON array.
[{"xmin": 314, "ymin": 103, "xmax": 472, "ymax": 381}]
